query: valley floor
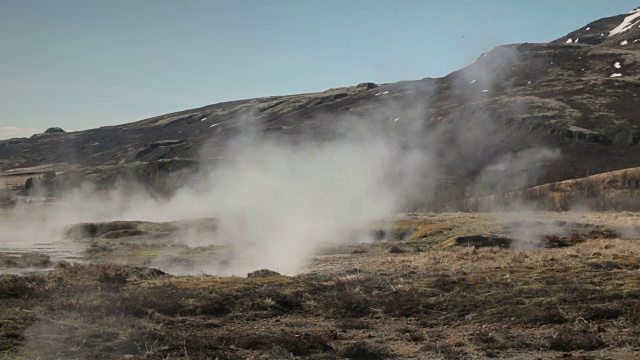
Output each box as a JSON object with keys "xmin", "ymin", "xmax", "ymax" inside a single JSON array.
[{"xmin": 2, "ymin": 212, "xmax": 640, "ymax": 359}]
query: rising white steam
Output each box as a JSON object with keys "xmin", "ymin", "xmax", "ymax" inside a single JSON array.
[{"xmin": 0, "ymin": 45, "xmax": 565, "ymax": 275}]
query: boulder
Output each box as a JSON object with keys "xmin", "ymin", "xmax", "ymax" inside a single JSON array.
[
  {"xmin": 44, "ymin": 127, "xmax": 66, "ymax": 134},
  {"xmin": 357, "ymin": 82, "xmax": 378, "ymax": 89}
]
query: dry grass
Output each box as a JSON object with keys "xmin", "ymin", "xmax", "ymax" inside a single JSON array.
[
  {"xmin": 474, "ymin": 167, "xmax": 640, "ymax": 212},
  {"xmin": 2, "ymin": 212, "xmax": 640, "ymax": 358},
  {"xmin": 0, "ymin": 253, "xmax": 51, "ymax": 269}
]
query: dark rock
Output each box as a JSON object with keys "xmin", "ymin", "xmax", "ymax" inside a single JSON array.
[
  {"xmin": 357, "ymin": 82, "xmax": 378, "ymax": 89},
  {"xmin": 44, "ymin": 127, "xmax": 66, "ymax": 134},
  {"xmin": 452, "ymin": 235, "xmax": 512, "ymax": 248},
  {"xmin": 99, "ymin": 229, "xmax": 147, "ymax": 239},
  {"xmin": 135, "ymin": 139, "xmax": 186, "ymax": 160},
  {"xmin": 148, "ymin": 139, "xmax": 185, "ymax": 148}
]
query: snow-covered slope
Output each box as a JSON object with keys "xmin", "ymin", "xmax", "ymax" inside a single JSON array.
[{"xmin": 555, "ymin": 6, "xmax": 640, "ymax": 50}]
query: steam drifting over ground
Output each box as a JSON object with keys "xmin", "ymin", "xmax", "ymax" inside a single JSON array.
[
  {"xmin": 0, "ymin": 47, "xmax": 568, "ymax": 276},
  {"xmin": 2, "ymin": 110, "xmax": 440, "ymax": 275}
]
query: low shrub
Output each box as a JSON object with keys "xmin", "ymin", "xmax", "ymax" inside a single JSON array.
[{"xmin": 336, "ymin": 341, "xmax": 391, "ymax": 359}]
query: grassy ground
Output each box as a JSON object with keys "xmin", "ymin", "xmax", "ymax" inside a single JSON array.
[{"xmin": 2, "ymin": 212, "xmax": 640, "ymax": 359}]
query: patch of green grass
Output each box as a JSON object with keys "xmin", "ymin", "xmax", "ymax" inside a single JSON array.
[{"xmin": 0, "ymin": 350, "xmax": 24, "ymax": 360}]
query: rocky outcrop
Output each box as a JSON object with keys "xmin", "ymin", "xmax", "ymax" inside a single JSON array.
[
  {"xmin": 134, "ymin": 139, "xmax": 186, "ymax": 160},
  {"xmin": 44, "ymin": 127, "xmax": 66, "ymax": 134}
]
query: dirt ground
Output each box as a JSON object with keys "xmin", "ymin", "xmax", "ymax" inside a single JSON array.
[{"xmin": 2, "ymin": 212, "xmax": 640, "ymax": 359}]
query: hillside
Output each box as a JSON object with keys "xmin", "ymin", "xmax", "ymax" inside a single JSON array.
[
  {"xmin": 3, "ymin": 8, "xmax": 640, "ymax": 202},
  {"xmin": 484, "ymin": 166, "xmax": 640, "ymax": 212}
]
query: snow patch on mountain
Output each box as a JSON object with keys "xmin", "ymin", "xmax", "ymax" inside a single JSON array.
[{"xmin": 609, "ymin": 11, "xmax": 640, "ymax": 36}]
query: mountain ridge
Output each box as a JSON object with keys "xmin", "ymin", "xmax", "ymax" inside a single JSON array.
[{"xmin": 3, "ymin": 7, "xmax": 640, "ymax": 205}]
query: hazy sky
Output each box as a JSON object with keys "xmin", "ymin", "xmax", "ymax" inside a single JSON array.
[{"xmin": 1, "ymin": 0, "xmax": 639, "ymax": 138}]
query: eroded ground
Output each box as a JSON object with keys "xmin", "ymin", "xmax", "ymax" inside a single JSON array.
[{"xmin": 2, "ymin": 212, "xmax": 640, "ymax": 359}]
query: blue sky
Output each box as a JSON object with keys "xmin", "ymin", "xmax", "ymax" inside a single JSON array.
[{"xmin": 1, "ymin": 0, "xmax": 639, "ymax": 137}]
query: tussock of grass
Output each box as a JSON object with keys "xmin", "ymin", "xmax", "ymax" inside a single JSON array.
[
  {"xmin": 336, "ymin": 319, "xmax": 371, "ymax": 330},
  {"xmin": 548, "ymin": 324, "xmax": 607, "ymax": 351},
  {"xmin": 0, "ymin": 253, "xmax": 51, "ymax": 269},
  {"xmin": 0, "ymin": 276, "xmax": 46, "ymax": 299},
  {"xmin": 216, "ymin": 332, "xmax": 332, "ymax": 356},
  {"xmin": 336, "ymin": 341, "xmax": 392, "ymax": 359}
]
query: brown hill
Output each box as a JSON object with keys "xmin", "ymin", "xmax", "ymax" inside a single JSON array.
[
  {"xmin": 4, "ymin": 7, "xmax": 640, "ymax": 204},
  {"xmin": 471, "ymin": 167, "xmax": 640, "ymax": 212}
]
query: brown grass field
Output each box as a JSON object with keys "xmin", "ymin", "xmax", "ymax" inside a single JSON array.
[{"xmin": 2, "ymin": 212, "xmax": 640, "ymax": 359}]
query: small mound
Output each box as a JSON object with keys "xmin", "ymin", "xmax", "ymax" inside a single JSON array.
[
  {"xmin": 247, "ymin": 269, "xmax": 282, "ymax": 278},
  {"xmin": 0, "ymin": 253, "xmax": 52, "ymax": 268},
  {"xmin": 357, "ymin": 82, "xmax": 379, "ymax": 89},
  {"xmin": 99, "ymin": 229, "xmax": 147, "ymax": 239},
  {"xmin": 337, "ymin": 341, "xmax": 391, "ymax": 359},
  {"xmin": 44, "ymin": 127, "xmax": 66, "ymax": 134},
  {"xmin": 66, "ymin": 222, "xmax": 139, "ymax": 239},
  {"xmin": 447, "ymin": 235, "xmax": 512, "ymax": 248}
]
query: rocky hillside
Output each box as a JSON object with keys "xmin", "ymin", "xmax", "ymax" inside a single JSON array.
[
  {"xmin": 554, "ymin": 7, "xmax": 640, "ymax": 50},
  {"xmin": 3, "ymin": 7, "xmax": 640, "ymax": 199}
]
